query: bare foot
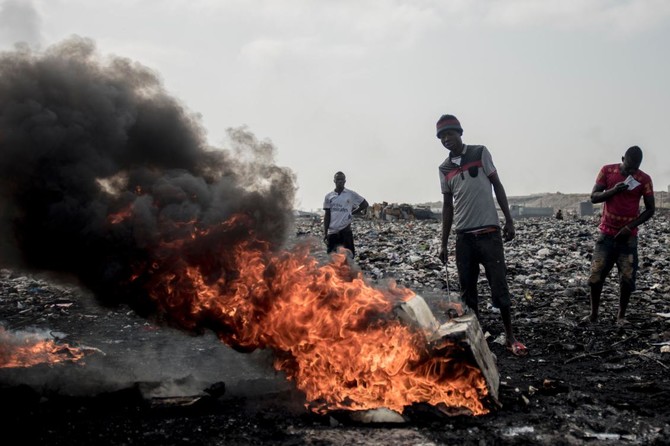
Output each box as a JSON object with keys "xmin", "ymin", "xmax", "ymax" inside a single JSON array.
[
  {"xmin": 506, "ymin": 340, "xmax": 528, "ymax": 357},
  {"xmin": 581, "ymin": 315, "xmax": 597, "ymax": 324}
]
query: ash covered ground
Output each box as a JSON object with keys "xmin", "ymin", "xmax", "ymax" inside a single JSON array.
[{"xmin": 1, "ymin": 213, "xmax": 669, "ymax": 445}]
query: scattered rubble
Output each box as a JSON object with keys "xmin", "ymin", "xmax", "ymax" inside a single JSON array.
[
  {"xmin": 367, "ymin": 202, "xmax": 438, "ymax": 221},
  {"xmin": 0, "ymin": 212, "xmax": 668, "ymax": 445},
  {"xmin": 291, "ymin": 210, "xmax": 670, "ymax": 444}
]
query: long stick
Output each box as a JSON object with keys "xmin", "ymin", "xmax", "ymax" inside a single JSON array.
[{"xmin": 445, "ymin": 263, "xmax": 451, "ymax": 302}]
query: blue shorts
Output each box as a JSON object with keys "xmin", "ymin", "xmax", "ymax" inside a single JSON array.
[{"xmin": 589, "ymin": 234, "xmax": 638, "ymax": 291}]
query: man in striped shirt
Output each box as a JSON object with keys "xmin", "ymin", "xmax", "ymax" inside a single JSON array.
[{"xmin": 436, "ymin": 114, "xmax": 526, "ymax": 357}]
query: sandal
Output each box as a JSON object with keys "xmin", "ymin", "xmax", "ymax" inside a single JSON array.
[{"xmin": 506, "ymin": 341, "xmax": 528, "ymax": 357}]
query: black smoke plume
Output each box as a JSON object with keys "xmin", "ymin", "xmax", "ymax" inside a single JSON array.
[{"xmin": 0, "ymin": 36, "xmax": 297, "ymax": 318}]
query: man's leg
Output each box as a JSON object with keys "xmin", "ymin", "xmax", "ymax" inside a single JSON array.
[
  {"xmin": 500, "ymin": 306, "xmax": 515, "ymax": 345},
  {"xmin": 588, "ymin": 281, "xmax": 604, "ymax": 322},
  {"xmin": 480, "ymin": 233, "xmax": 516, "ymax": 344},
  {"xmin": 616, "ymin": 237, "xmax": 638, "ymax": 323},
  {"xmin": 618, "ymin": 284, "xmax": 632, "ymax": 322},
  {"xmin": 340, "ymin": 228, "xmax": 355, "ymax": 258},
  {"xmin": 455, "ymin": 236, "xmax": 479, "ymax": 316},
  {"xmin": 326, "ymin": 232, "xmax": 342, "ymax": 254},
  {"xmin": 588, "ymin": 235, "xmax": 615, "ymax": 322}
]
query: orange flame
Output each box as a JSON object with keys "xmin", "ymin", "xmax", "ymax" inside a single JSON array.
[
  {"xmin": 131, "ymin": 213, "xmax": 490, "ymax": 415},
  {"xmin": 0, "ymin": 327, "xmax": 87, "ymax": 368},
  {"xmin": 107, "ymin": 205, "xmax": 133, "ymax": 224}
]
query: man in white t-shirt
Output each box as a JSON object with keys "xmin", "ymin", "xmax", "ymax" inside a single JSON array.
[{"xmin": 323, "ymin": 171, "xmax": 368, "ymax": 258}]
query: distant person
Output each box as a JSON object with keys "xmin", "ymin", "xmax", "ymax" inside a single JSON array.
[
  {"xmin": 585, "ymin": 146, "xmax": 655, "ymax": 325},
  {"xmin": 436, "ymin": 114, "xmax": 527, "ymax": 357},
  {"xmin": 323, "ymin": 171, "xmax": 369, "ymax": 258},
  {"xmin": 555, "ymin": 209, "xmax": 563, "ymax": 220}
]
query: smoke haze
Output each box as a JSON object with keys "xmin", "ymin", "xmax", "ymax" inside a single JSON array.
[
  {"xmin": 0, "ymin": 36, "xmax": 297, "ymax": 316},
  {"xmin": 0, "ymin": 0, "xmax": 41, "ymax": 48}
]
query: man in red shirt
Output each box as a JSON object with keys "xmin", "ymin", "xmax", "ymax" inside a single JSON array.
[{"xmin": 586, "ymin": 146, "xmax": 655, "ymax": 325}]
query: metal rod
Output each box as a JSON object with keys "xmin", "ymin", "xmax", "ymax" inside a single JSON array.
[{"xmin": 445, "ymin": 264, "xmax": 451, "ymax": 302}]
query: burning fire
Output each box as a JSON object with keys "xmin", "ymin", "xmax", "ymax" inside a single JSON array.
[
  {"xmin": 119, "ymin": 212, "xmax": 490, "ymax": 415},
  {"xmin": 0, "ymin": 327, "xmax": 88, "ymax": 368},
  {"xmin": 0, "ymin": 39, "xmax": 489, "ymax": 416}
]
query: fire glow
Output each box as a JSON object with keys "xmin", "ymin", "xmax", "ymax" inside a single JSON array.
[
  {"xmin": 122, "ymin": 213, "xmax": 490, "ymax": 415},
  {"xmin": 0, "ymin": 327, "xmax": 87, "ymax": 369}
]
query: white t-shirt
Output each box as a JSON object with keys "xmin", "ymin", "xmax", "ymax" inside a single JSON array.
[{"xmin": 323, "ymin": 188, "xmax": 365, "ymax": 234}]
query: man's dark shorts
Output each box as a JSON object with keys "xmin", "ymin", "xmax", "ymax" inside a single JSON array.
[
  {"xmin": 455, "ymin": 230, "xmax": 511, "ymax": 311},
  {"xmin": 589, "ymin": 233, "xmax": 638, "ymax": 291},
  {"xmin": 326, "ymin": 225, "xmax": 355, "ymax": 257}
]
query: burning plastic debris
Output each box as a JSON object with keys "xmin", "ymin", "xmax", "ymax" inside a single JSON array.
[
  {"xmin": 0, "ymin": 327, "xmax": 88, "ymax": 368},
  {"xmin": 135, "ymin": 235, "xmax": 492, "ymax": 415},
  {"xmin": 0, "ymin": 38, "xmax": 493, "ymax": 416}
]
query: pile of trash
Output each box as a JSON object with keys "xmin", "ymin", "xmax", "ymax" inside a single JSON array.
[{"xmin": 295, "ymin": 212, "xmax": 670, "ymax": 307}]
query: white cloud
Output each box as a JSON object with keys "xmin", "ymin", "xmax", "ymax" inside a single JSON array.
[
  {"xmin": 473, "ymin": 0, "xmax": 670, "ymax": 34},
  {"xmin": 239, "ymin": 36, "xmax": 367, "ymax": 68}
]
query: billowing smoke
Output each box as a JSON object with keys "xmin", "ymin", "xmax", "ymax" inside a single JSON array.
[{"xmin": 0, "ymin": 36, "xmax": 297, "ymax": 318}]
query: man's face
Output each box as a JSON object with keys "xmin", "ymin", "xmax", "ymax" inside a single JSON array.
[
  {"xmin": 334, "ymin": 174, "xmax": 346, "ymax": 191},
  {"xmin": 440, "ymin": 130, "xmax": 463, "ymax": 154},
  {"xmin": 621, "ymin": 155, "xmax": 641, "ymax": 176}
]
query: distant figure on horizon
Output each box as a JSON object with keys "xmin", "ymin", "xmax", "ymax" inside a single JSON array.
[
  {"xmin": 555, "ymin": 209, "xmax": 563, "ymax": 220},
  {"xmin": 436, "ymin": 114, "xmax": 527, "ymax": 357},
  {"xmin": 323, "ymin": 171, "xmax": 368, "ymax": 258},
  {"xmin": 585, "ymin": 145, "xmax": 655, "ymax": 326}
]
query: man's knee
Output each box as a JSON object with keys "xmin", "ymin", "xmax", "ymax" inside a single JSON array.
[
  {"xmin": 619, "ymin": 270, "xmax": 636, "ymax": 293},
  {"xmin": 491, "ymin": 291, "xmax": 511, "ymax": 309},
  {"xmin": 589, "ymin": 256, "xmax": 608, "ymax": 285},
  {"xmin": 616, "ymin": 252, "xmax": 637, "ymax": 290}
]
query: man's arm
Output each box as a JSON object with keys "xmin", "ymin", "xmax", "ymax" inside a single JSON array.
[
  {"xmin": 489, "ymin": 172, "xmax": 515, "ymax": 241},
  {"xmin": 591, "ymin": 182, "xmax": 627, "ymax": 203},
  {"xmin": 628, "ymin": 194, "xmax": 656, "ymax": 229},
  {"xmin": 323, "ymin": 209, "xmax": 331, "ymax": 242},
  {"xmin": 439, "ymin": 192, "xmax": 454, "ymax": 264},
  {"xmin": 615, "ymin": 194, "xmax": 656, "ymax": 239},
  {"xmin": 353, "ymin": 199, "xmax": 369, "ymax": 215}
]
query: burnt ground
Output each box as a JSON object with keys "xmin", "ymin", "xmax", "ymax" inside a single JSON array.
[{"xmin": 1, "ymin": 214, "xmax": 670, "ymax": 445}]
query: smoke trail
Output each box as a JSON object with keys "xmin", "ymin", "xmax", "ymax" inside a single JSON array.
[{"xmin": 0, "ymin": 36, "xmax": 297, "ymax": 316}]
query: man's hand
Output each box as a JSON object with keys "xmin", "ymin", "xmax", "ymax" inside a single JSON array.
[
  {"xmin": 438, "ymin": 247, "xmax": 448, "ymax": 265},
  {"xmin": 615, "ymin": 225, "xmax": 632, "ymax": 240},
  {"xmin": 503, "ymin": 221, "xmax": 515, "ymax": 241},
  {"xmin": 613, "ymin": 182, "xmax": 628, "ymax": 193}
]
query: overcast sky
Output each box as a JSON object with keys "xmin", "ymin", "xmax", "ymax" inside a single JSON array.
[{"xmin": 2, "ymin": 0, "xmax": 669, "ymax": 211}]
